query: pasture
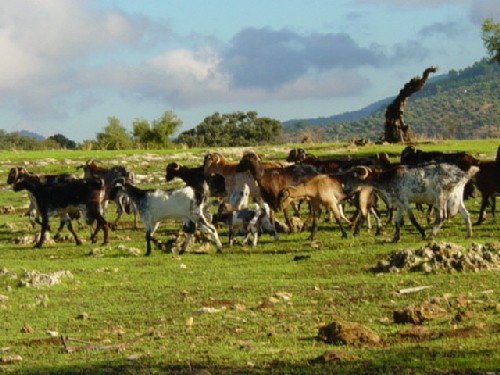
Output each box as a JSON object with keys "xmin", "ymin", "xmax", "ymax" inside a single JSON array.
[{"xmin": 0, "ymin": 140, "xmax": 499, "ymax": 374}]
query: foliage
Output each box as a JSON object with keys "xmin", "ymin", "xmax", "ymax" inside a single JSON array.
[
  {"xmin": 482, "ymin": 18, "xmax": 500, "ymax": 64},
  {"xmin": 284, "ymin": 59, "xmax": 500, "ymax": 142},
  {"xmin": 95, "ymin": 116, "xmax": 134, "ymax": 150},
  {"xmin": 132, "ymin": 111, "xmax": 182, "ymax": 149},
  {"xmin": 0, "ymin": 141, "xmax": 498, "ymax": 374},
  {"xmin": 177, "ymin": 111, "xmax": 283, "ymax": 147},
  {"xmin": 47, "ymin": 134, "xmax": 77, "ymax": 149}
]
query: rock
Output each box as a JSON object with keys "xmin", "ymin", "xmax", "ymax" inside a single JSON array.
[
  {"xmin": 20, "ymin": 324, "xmax": 34, "ymax": 333},
  {"xmin": 373, "ymin": 241, "xmax": 500, "ymax": 273},
  {"xmin": 19, "ymin": 270, "xmax": 73, "ymax": 287},
  {"xmin": 317, "ymin": 319, "xmax": 380, "ymax": 346},
  {"xmin": 398, "ymin": 325, "xmax": 431, "ymax": 339},
  {"xmin": 0, "ymin": 354, "xmax": 23, "ymax": 364},
  {"xmin": 393, "ymin": 301, "xmax": 448, "ymax": 324},
  {"xmin": 77, "ymin": 312, "xmax": 90, "ymax": 320}
]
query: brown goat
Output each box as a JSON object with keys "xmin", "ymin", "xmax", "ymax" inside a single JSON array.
[
  {"xmin": 203, "ymin": 152, "xmax": 261, "ymax": 200},
  {"xmin": 235, "ymin": 152, "xmax": 318, "ymax": 229},
  {"xmin": 277, "ymin": 174, "xmax": 349, "ymax": 240}
]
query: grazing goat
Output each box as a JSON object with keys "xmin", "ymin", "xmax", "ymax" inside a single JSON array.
[
  {"xmin": 165, "ymin": 162, "xmax": 226, "ymax": 197},
  {"xmin": 7, "ymin": 167, "xmax": 83, "ymax": 238},
  {"xmin": 474, "ymin": 160, "xmax": 500, "ymax": 224},
  {"xmin": 12, "ymin": 174, "xmax": 108, "ymax": 248},
  {"xmin": 341, "ymin": 163, "xmax": 479, "ymax": 242},
  {"xmin": 277, "ymin": 174, "xmax": 350, "ymax": 240},
  {"xmin": 235, "ymin": 152, "xmax": 319, "ymax": 228},
  {"xmin": 78, "ymin": 160, "xmax": 137, "ymax": 229},
  {"xmin": 213, "ymin": 203, "xmax": 278, "ymax": 247},
  {"xmin": 108, "ymin": 178, "xmax": 222, "ymax": 255}
]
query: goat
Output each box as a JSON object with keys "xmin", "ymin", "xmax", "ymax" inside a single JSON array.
[
  {"xmin": 292, "ymin": 152, "xmax": 391, "ymax": 174},
  {"xmin": 78, "ymin": 160, "xmax": 137, "ymax": 229},
  {"xmin": 235, "ymin": 152, "xmax": 319, "ymax": 229},
  {"xmin": 400, "ymin": 146, "xmax": 480, "ymax": 220},
  {"xmin": 213, "ymin": 203, "xmax": 278, "ymax": 247},
  {"xmin": 165, "ymin": 162, "xmax": 226, "ymax": 197},
  {"xmin": 277, "ymin": 174, "xmax": 349, "ymax": 240},
  {"xmin": 286, "ymin": 148, "xmax": 316, "ymax": 163},
  {"xmin": 108, "ymin": 178, "xmax": 222, "ymax": 255},
  {"xmin": 203, "ymin": 152, "xmax": 261, "ymax": 200},
  {"xmin": 12, "ymin": 174, "xmax": 108, "ymax": 248},
  {"xmin": 474, "ymin": 160, "xmax": 500, "ymax": 224},
  {"xmin": 7, "ymin": 167, "xmax": 83, "ymax": 238},
  {"xmin": 344, "ymin": 184, "xmax": 383, "ymax": 236},
  {"xmin": 400, "ymin": 146, "xmax": 479, "ymax": 171},
  {"xmin": 341, "ymin": 163, "xmax": 479, "ymax": 242},
  {"xmin": 226, "ymin": 183, "xmax": 250, "ymax": 211}
]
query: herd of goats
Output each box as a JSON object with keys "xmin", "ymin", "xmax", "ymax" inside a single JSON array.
[{"xmin": 5, "ymin": 144, "xmax": 500, "ymax": 255}]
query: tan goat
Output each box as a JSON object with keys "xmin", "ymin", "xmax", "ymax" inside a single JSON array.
[
  {"xmin": 278, "ymin": 174, "xmax": 349, "ymax": 240},
  {"xmin": 204, "ymin": 152, "xmax": 261, "ymax": 200}
]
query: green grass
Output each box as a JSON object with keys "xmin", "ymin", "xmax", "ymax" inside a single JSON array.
[{"xmin": 0, "ymin": 140, "xmax": 499, "ymax": 374}]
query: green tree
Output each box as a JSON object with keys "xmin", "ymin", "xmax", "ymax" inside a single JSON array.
[
  {"xmin": 47, "ymin": 133, "xmax": 77, "ymax": 149},
  {"xmin": 133, "ymin": 111, "xmax": 182, "ymax": 149},
  {"xmin": 482, "ymin": 18, "xmax": 500, "ymax": 63},
  {"xmin": 177, "ymin": 111, "xmax": 282, "ymax": 147},
  {"xmin": 96, "ymin": 117, "xmax": 133, "ymax": 150}
]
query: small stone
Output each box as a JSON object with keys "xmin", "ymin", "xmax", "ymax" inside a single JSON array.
[
  {"xmin": 20, "ymin": 324, "xmax": 34, "ymax": 333},
  {"xmin": 77, "ymin": 312, "xmax": 90, "ymax": 320}
]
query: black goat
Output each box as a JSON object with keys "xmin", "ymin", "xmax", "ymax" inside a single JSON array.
[
  {"xmin": 165, "ymin": 162, "xmax": 226, "ymax": 197},
  {"xmin": 12, "ymin": 174, "xmax": 108, "ymax": 248}
]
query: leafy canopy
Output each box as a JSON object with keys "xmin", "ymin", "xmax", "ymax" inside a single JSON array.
[
  {"xmin": 177, "ymin": 111, "xmax": 283, "ymax": 147},
  {"xmin": 482, "ymin": 18, "xmax": 500, "ymax": 64}
]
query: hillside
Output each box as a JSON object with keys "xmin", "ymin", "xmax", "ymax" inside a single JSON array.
[{"xmin": 283, "ymin": 59, "xmax": 500, "ymax": 141}]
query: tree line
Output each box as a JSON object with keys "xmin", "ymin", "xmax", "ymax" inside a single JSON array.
[{"xmin": 0, "ymin": 110, "xmax": 284, "ymax": 151}]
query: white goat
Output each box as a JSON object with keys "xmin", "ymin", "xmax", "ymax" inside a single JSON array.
[
  {"xmin": 213, "ymin": 203, "xmax": 278, "ymax": 247},
  {"xmin": 109, "ymin": 178, "xmax": 222, "ymax": 255}
]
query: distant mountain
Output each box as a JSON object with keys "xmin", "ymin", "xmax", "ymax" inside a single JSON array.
[
  {"xmin": 283, "ymin": 59, "xmax": 500, "ymax": 141},
  {"xmin": 16, "ymin": 130, "xmax": 45, "ymax": 141},
  {"xmin": 282, "ymin": 97, "xmax": 393, "ymax": 128}
]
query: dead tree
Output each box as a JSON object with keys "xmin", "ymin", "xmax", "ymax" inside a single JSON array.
[{"xmin": 384, "ymin": 66, "xmax": 438, "ymax": 143}]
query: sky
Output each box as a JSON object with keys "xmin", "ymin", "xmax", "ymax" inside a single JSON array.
[{"xmin": 0, "ymin": 0, "xmax": 498, "ymax": 142}]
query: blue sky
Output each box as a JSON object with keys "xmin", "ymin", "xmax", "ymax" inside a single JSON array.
[{"xmin": 0, "ymin": 0, "xmax": 498, "ymax": 142}]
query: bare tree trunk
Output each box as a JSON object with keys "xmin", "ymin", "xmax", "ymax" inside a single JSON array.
[{"xmin": 384, "ymin": 66, "xmax": 438, "ymax": 143}]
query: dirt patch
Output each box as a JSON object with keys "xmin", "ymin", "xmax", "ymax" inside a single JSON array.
[
  {"xmin": 373, "ymin": 241, "xmax": 500, "ymax": 273},
  {"xmin": 393, "ymin": 301, "xmax": 449, "ymax": 324},
  {"xmin": 309, "ymin": 349, "xmax": 359, "ymax": 364},
  {"xmin": 317, "ymin": 319, "xmax": 380, "ymax": 347}
]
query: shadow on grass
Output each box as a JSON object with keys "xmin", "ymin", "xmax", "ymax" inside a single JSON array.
[{"xmin": 12, "ymin": 345, "xmax": 500, "ymax": 375}]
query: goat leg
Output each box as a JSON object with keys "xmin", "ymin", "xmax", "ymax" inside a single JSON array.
[
  {"xmin": 145, "ymin": 231, "xmax": 153, "ymax": 256},
  {"xmin": 66, "ymin": 219, "xmax": 83, "ymax": 246},
  {"xmin": 476, "ymin": 196, "xmax": 489, "ymax": 225},
  {"xmin": 308, "ymin": 211, "xmax": 318, "ymax": 241}
]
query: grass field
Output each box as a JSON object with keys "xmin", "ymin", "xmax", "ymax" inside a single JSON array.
[{"xmin": 0, "ymin": 140, "xmax": 499, "ymax": 374}]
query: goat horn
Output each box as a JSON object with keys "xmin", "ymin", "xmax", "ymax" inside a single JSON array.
[
  {"xmin": 168, "ymin": 162, "xmax": 179, "ymax": 170},
  {"xmin": 355, "ymin": 166, "xmax": 370, "ymax": 179}
]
